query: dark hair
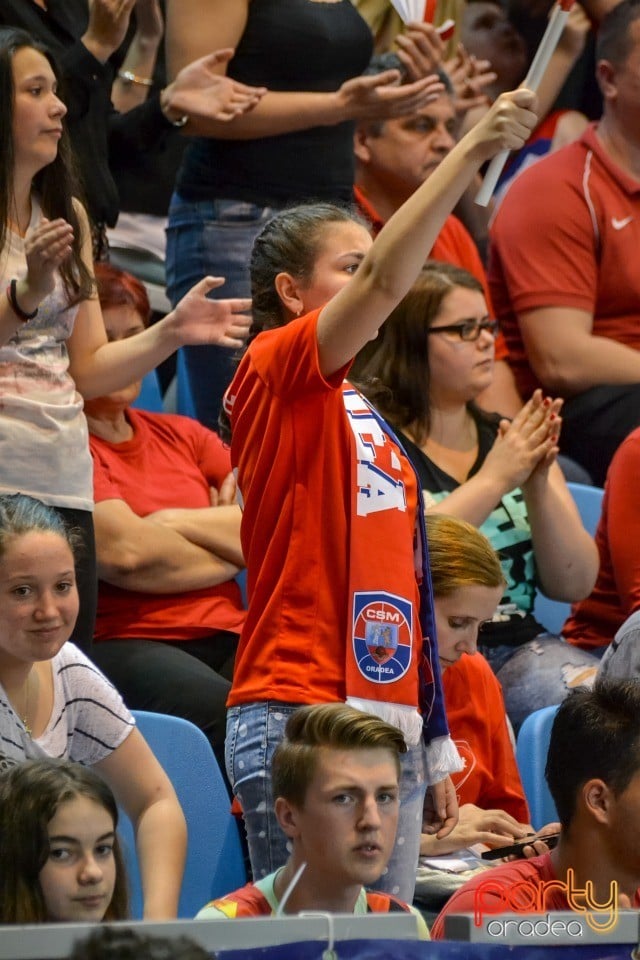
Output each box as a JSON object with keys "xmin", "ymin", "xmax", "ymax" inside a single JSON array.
[
  {"xmin": 545, "ymin": 679, "xmax": 640, "ymax": 830},
  {"xmin": 68, "ymin": 928, "xmax": 212, "ymax": 960},
  {"xmin": 94, "ymin": 262, "xmax": 151, "ymax": 327},
  {"xmin": 596, "ymin": 0, "xmax": 640, "ymax": 67},
  {"xmin": 0, "ymin": 759, "xmax": 129, "ymax": 922},
  {"xmin": 218, "ymin": 202, "xmax": 369, "ymax": 441},
  {"xmin": 0, "ymin": 27, "xmax": 93, "ymax": 303},
  {"xmin": 249, "ymin": 202, "xmax": 368, "ymax": 341},
  {"xmin": 352, "ymin": 260, "xmax": 485, "ymax": 444},
  {"xmin": 272, "ymin": 703, "xmax": 406, "ymax": 808},
  {"xmin": 0, "ymin": 492, "xmax": 81, "ymax": 560}
]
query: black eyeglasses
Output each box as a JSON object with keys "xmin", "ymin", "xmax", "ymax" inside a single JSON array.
[{"xmin": 427, "ymin": 318, "xmax": 499, "ymax": 342}]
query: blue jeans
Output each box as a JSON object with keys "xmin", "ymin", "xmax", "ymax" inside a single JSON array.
[
  {"xmin": 480, "ymin": 635, "xmax": 600, "ymax": 733},
  {"xmin": 165, "ymin": 194, "xmax": 280, "ymax": 430},
  {"xmin": 225, "ymin": 702, "xmax": 426, "ymax": 903}
]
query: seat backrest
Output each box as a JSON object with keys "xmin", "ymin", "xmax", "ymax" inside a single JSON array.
[
  {"xmin": 566, "ymin": 481, "xmax": 605, "ymax": 537},
  {"xmin": 131, "ymin": 370, "xmax": 164, "ymax": 413},
  {"xmin": 119, "ymin": 711, "xmax": 247, "ymax": 919},
  {"xmin": 533, "ymin": 482, "xmax": 605, "ymax": 634},
  {"xmin": 176, "ymin": 349, "xmax": 197, "ymax": 419},
  {"xmin": 515, "ymin": 704, "xmax": 560, "ymax": 829}
]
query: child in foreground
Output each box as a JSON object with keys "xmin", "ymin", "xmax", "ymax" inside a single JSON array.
[{"xmin": 0, "ymin": 758, "xmax": 128, "ymax": 922}]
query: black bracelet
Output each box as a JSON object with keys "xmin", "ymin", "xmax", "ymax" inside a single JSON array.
[{"xmin": 6, "ymin": 278, "xmax": 38, "ymax": 322}]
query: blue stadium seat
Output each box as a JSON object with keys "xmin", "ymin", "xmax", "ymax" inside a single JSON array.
[
  {"xmin": 131, "ymin": 369, "xmax": 164, "ymax": 413},
  {"xmin": 176, "ymin": 349, "xmax": 197, "ymax": 419},
  {"xmin": 515, "ymin": 704, "xmax": 560, "ymax": 829},
  {"xmin": 118, "ymin": 710, "xmax": 247, "ymax": 919}
]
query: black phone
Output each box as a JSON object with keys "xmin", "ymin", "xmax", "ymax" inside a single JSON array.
[{"xmin": 481, "ymin": 832, "xmax": 560, "ymax": 861}]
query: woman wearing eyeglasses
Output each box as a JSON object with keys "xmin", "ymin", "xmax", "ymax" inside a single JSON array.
[{"xmin": 352, "ymin": 261, "xmax": 599, "ymax": 731}]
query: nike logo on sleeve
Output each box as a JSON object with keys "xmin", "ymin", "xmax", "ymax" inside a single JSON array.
[{"xmin": 612, "ymin": 216, "xmax": 634, "ymax": 230}]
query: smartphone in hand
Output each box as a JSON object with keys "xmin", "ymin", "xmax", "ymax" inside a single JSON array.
[{"xmin": 481, "ymin": 832, "xmax": 560, "ymax": 861}]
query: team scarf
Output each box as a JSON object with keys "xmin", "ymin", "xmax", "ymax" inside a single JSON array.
[{"xmin": 342, "ymin": 387, "xmax": 449, "ymax": 749}]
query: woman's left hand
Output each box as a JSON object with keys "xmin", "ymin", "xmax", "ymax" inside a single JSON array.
[{"xmin": 168, "ymin": 276, "xmax": 252, "ymax": 349}]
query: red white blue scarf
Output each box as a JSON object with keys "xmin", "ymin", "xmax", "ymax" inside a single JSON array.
[{"xmin": 342, "ymin": 387, "xmax": 450, "ymax": 750}]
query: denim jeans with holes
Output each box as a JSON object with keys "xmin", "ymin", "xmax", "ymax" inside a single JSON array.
[{"xmin": 225, "ymin": 701, "xmax": 426, "ymax": 903}]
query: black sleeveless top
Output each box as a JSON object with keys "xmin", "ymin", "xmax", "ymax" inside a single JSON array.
[{"xmin": 176, "ymin": 0, "xmax": 373, "ymax": 204}]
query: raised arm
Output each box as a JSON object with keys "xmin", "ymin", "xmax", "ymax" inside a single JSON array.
[
  {"xmin": 95, "ymin": 499, "xmax": 240, "ymax": 592},
  {"xmin": 111, "ymin": 0, "xmax": 164, "ymax": 113},
  {"xmin": 316, "ymin": 89, "xmax": 538, "ymax": 377},
  {"xmin": 95, "ymin": 728, "xmax": 187, "ymax": 919}
]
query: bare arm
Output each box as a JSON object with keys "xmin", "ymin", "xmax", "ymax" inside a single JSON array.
[
  {"xmin": 67, "ymin": 204, "xmax": 251, "ymax": 400},
  {"xmin": 316, "ymin": 90, "xmax": 538, "ymax": 377},
  {"xmin": 95, "ymin": 499, "xmax": 239, "ymax": 592},
  {"xmin": 519, "ymin": 306, "xmax": 640, "ymax": 394},
  {"xmin": 95, "ymin": 729, "xmax": 187, "ymax": 919},
  {"xmin": 111, "ymin": 0, "xmax": 163, "ymax": 112},
  {"xmin": 148, "ymin": 504, "xmax": 244, "ymax": 568},
  {"xmin": 523, "ymin": 461, "xmax": 599, "ymax": 602}
]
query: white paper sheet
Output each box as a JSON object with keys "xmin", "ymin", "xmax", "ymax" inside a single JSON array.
[{"xmin": 388, "ymin": 0, "xmax": 426, "ymax": 24}]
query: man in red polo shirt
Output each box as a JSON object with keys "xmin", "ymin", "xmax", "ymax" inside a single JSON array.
[{"xmin": 489, "ymin": 0, "xmax": 640, "ymax": 486}]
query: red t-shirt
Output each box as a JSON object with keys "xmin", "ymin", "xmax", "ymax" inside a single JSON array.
[
  {"xmin": 91, "ymin": 409, "xmax": 245, "ymax": 642},
  {"xmin": 431, "ymin": 852, "xmax": 640, "ymax": 939},
  {"xmin": 432, "ymin": 854, "xmax": 567, "ymax": 939},
  {"xmin": 564, "ymin": 427, "xmax": 640, "ymax": 649},
  {"xmin": 353, "ymin": 185, "xmax": 508, "ymax": 362},
  {"xmin": 444, "ymin": 654, "xmax": 529, "ymax": 823},
  {"xmin": 489, "ymin": 124, "xmax": 640, "ymax": 399},
  {"xmin": 225, "ymin": 309, "xmax": 420, "ymax": 707}
]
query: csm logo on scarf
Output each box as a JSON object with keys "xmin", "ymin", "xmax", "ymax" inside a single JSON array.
[{"xmin": 352, "ymin": 591, "xmax": 412, "ymax": 684}]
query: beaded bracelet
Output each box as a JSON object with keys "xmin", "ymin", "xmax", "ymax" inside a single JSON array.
[
  {"xmin": 117, "ymin": 70, "xmax": 153, "ymax": 87},
  {"xmin": 6, "ymin": 278, "xmax": 38, "ymax": 322}
]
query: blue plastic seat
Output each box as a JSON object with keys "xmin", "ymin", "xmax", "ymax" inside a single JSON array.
[
  {"xmin": 131, "ymin": 369, "xmax": 164, "ymax": 413},
  {"xmin": 118, "ymin": 710, "xmax": 247, "ymax": 919},
  {"xmin": 533, "ymin": 482, "xmax": 604, "ymax": 634},
  {"xmin": 566, "ymin": 481, "xmax": 605, "ymax": 537},
  {"xmin": 515, "ymin": 704, "xmax": 560, "ymax": 829},
  {"xmin": 176, "ymin": 349, "xmax": 197, "ymax": 419}
]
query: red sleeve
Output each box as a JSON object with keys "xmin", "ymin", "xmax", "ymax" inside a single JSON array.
[
  {"xmin": 476, "ymin": 671, "xmax": 529, "ymax": 823},
  {"xmin": 603, "ymin": 430, "xmax": 640, "ymax": 616},
  {"xmin": 249, "ymin": 309, "xmax": 351, "ymax": 400},
  {"xmin": 490, "ymin": 151, "xmax": 598, "ymax": 315},
  {"xmin": 445, "ymin": 656, "xmax": 529, "ymax": 823},
  {"xmin": 189, "ymin": 422, "xmax": 233, "ymax": 490},
  {"xmin": 90, "ymin": 445, "xmax": 123, "ymax": 504}
]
